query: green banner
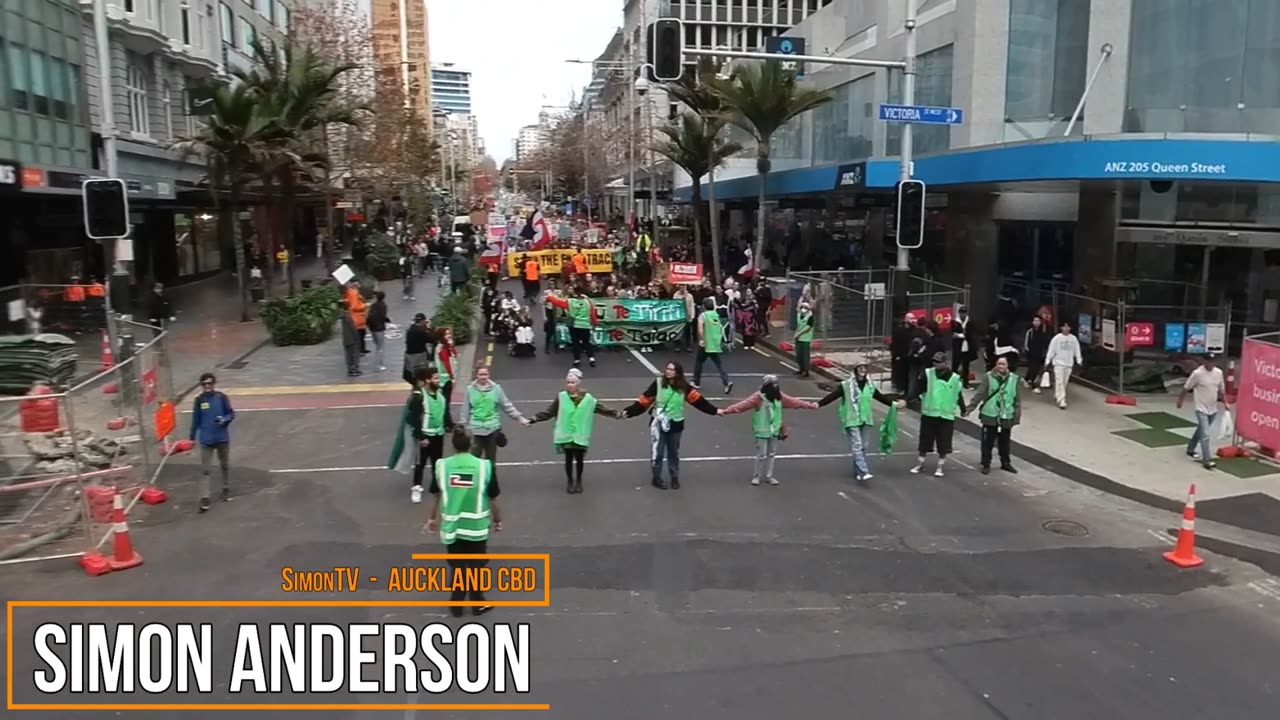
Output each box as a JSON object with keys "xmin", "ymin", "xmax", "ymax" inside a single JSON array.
[{"xmin": 555, "ymin": 298, "xmax": 688, "ymax": 346}]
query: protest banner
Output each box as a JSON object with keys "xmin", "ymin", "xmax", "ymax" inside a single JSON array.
[
  {"xmin": 505, "ymin": 248, "xmax": 614, "ymax": 278},
  {"xmin": 555, "ymin": 298, "xmax": 688, "ymax": 347},
  {"xmin": 668, "ymin": 263, "xmax": 704, "ymax": 285}
]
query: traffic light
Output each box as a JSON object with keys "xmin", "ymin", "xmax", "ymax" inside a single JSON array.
[
  {"xmin": 82, "ymin": 179, "xmax": 130, "ymax": 239},
  {"xmin": 649, "ymin": 19, "xmax": 684, "ymax": 82},
  {"xmin": 895, "ymin": 179, "xmax": 926, "ymax": 249}
]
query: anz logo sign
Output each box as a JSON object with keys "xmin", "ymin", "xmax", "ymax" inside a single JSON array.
[{"xmin": 835, "ymin": 162, "xmax": 866, "ymax": 190}]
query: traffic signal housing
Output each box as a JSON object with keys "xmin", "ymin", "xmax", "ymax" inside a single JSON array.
[
  {"xmin": 83, "ymin": 179, "xmax": 130, "ymax": 239},
  {"xmin": 895, "ymin": 179, "xmax": 926, "ymax": 249},
  {"xmin": 649, "ymin": 19, "xmax": 684, "ymax": 82}
]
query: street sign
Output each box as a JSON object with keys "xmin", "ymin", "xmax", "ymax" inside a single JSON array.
[
  {"xmin": 878, "ymin": 103, "xmax": 964, "ymax": 125},
  {"xmin": 765, "ymin": 36, "xmax": 806, "ymax": 78},
  {"xmin": 187, "ymin": 86, "xmax": 216, "ymax": 116}
]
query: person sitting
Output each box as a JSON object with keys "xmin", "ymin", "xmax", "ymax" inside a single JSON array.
[{"xmin": 511, "ymin": 314, "xmax": 537, "ymax": 358}]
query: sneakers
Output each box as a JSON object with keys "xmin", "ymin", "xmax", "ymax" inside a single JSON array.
[
  {"xmin": 1033, "ymin": 388, "xmax": 1041, "ymax": 394},
  {"xmin": 934, "ymin": 467, "xmax": 945, "ymax": 478},
  {"xmin": 767, "ymin": 477, "xmax": 779, "ymax": 486},
  {"xmin": 910, "ymin": 463, "xmax": 924, "ymax": 474},
  {"xmin": 724, "ymin": 381, "xmax": 734, "ymax": 394},
  {"xmin": 221, "ymin": 487, "xmax": 232, "ymax": 502},
  {"xmin": 1203, "ymin": 461, "xmax": 1217, "ymax": 470},
  {"xmin": 1001, "ymin": 464, "xmax": 1018, "ymax": 474},
  {"xmin": 750, "ymin": 477, "xmax": 760, "ymax": 486},
  {"xmin": 589, "ymin": 357, "xmax": 597, "ymax": 367},
  {"xmin": 411, "ymin": 485, "xmax": 423, "ymax": 504},
  {"xmin": 1058, "ymin": 403, "xmax": 1067, "ymax": 410},
  {"xmin": 198, "ymin": 497, "xmax": 211, "ymax": 513},
  {"xmin": 980, "ymin": 465, "xmax": 991, "ymax": 475},
  {"xmin": 858, "ymin": 473, "xmax": 873, "ymax": 482}
]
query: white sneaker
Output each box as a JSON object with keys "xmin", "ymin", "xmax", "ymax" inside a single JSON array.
[
  {"xmin": 411, "ymin": 486, "xmax": 423, "ymax": 504},
  {"xmin": 910, "ymin": 464, "xmax": 923, "ymax": 474},
  {"xmin": 750, "ymin": 477, "xmax": 760, "ymax": 486},
  {"xmin": 859, "ymin": 473, "xmax": 873, "ymax": 482},
  {"xmin": 767, "ymin": 477, "xmax": 779, "ymax": 486},
  {"xmin": 378, "ymin": 366, "xmax": 387, "ymax": 372},
  {"xmin": 934, "ymin": 467, "xmax": 945, "ymax": 478},
  {"xmin": 1033, "ymin": 388, "xmax": 1041, "ymax": 394}
]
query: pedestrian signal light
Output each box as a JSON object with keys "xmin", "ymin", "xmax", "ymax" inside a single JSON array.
[
  {"xmin": 649, "ymin": 19, "xmax": 684, "ymax": 82},
  {"xmin": 895, "ymin": 179, "xmax": 926, "ymax": 250},
  {"xmin": 83, "ymin": 178, "xmax": 130, "ymax": 240}
]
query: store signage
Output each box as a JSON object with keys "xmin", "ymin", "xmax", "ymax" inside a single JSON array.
[
  {"xmin": 21, "ymin": 167, "xmax": 45, "ymax": 188},
  {"xmin": 1102, "ymin": 161, "xmax": 1227, "ymax": 176},
  {"xmin": 1235, "ymin": 338, "xmax": 1280, "ymax": 449},
  {"xmin": 1125, "ymin": 322, "xmax": 1155, "ymax": 348},
  {"xmin": 834, "ymin": 162, "xmax": 866, "ymax": 190},
  {"xmin": 0, "ymin": 160, "xmax": 19, "ymax": 189}
]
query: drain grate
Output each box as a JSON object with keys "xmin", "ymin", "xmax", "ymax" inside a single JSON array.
[{"xmin": 1042, "ymin": 520, "xmax": 1089, "ymax": 537}]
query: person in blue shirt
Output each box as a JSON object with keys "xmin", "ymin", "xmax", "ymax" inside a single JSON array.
[{"xmin": 189, "ymin": 372, "xmax": 235, "ymax": 513}]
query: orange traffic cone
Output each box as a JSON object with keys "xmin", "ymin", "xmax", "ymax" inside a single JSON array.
[
  {"xmin": 1164, "ymin": 483, "xmax": 1204, "ymax": 568},
  {"xmin": 107, "ymin": 490, "xmax": 143, "ymax": 571},
  {"xmin": 101, "ymin": 330, "xmax": 114, "ymax": 370}
]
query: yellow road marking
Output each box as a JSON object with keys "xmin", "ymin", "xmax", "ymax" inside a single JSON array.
[{"xmin": 223, "ymin": 382, "xmax": 405, "ymax": 396}]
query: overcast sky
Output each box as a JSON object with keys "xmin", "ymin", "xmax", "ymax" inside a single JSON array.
[{"xmin": 426, "ymin": 0, "xmax": 622, "ymax": 165}]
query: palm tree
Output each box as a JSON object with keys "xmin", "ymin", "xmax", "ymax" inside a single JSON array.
[
  {"xmin": 665, "ymin": 58, "xmax": 735, "ymax": 282},
  {"xmin": 708, "ymin": 60, "xmax": 832, "ymax": 276},
  {"xmin": 171, "ymin": 83, "xmax": 282, "ymax": 322},
  {"xmin": 241, "ymin": 41, "xmax": 363, "ymax": 295},
  {"xmin": 652, "ymin": 112, "xmax": 742, "ymax": 282}
]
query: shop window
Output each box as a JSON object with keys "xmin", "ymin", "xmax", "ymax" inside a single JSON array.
[
  {"xmin": 1004, "ymin": 0, "xmax": 1090, "ymax": 123},
  {"xmin": 7, "ymin": 44, "xmax": 30, "ymax": 112}
]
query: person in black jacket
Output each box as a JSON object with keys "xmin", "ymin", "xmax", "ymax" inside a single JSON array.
[
  {"xmin": 367, "ymin": 291, "xmax": 389, "ymax": 372},
  {"xmin": 407, "ymin": 366, "xmax": 454, "ymax": 503},
  {"xmin": 618, "ymin": 361, "xmax": 719, "ymax": 490},
  {"xmin": 402, "ymin": 313, "xmax": 433, "ymax": 385},
  {"xmin": 1022, "ymin": 314, "xmax": 1052, "ymax": 392},
  {"xmin": 951, "ymin": 305, "xmax": 977, "ymax": 388},
  {"xmin": 146, "ymin": 283, "xmax": 174, "ymax": 338},
  {"xmin": 890, "ymin": 313, "xmax": 917, "ymax": 393}
]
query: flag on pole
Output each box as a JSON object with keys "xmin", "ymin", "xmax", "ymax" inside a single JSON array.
[
  {"xmin": 738, "ymin": 247, "xmax": 756, "ymax": 279},
  {"xmin": 520, "ymin": 208, "xmax": 553, "ymax": 250}
]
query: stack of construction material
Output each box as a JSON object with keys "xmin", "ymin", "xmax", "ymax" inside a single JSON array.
[{"xmin": 0, "ymin": 334, "xmax": 79, "ymax": 394}]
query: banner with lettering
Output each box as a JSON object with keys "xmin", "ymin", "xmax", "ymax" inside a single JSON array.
[
  {"xmin": 505, "ymin": 248, "xmax": 615, "ymax": 278},
  {"xmin": 555, "ymin": 298, "xmax": 688, "ymax": 346},
  {"xmin": 1236, "ymin": 338, "xmax": 1280, "ymax": 449}
]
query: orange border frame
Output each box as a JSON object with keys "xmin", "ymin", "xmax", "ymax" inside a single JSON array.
[{"xmin": 7, "ymin": 554, "xmax": 551, "ymax": 711}]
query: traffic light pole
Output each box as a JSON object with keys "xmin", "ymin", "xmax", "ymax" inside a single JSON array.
[
  {"xmin": 91, "ymin": 0, "xmax": 130, "ymax": 325},
  {"xmin": 894, "ymin": 0, "xmax": 919, "ymax": 320}
]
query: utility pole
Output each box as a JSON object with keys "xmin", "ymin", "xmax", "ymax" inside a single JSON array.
[
  {"xmin": 91, "ymin": 0, "xmax": 129, "ymax": 329},
  {"xmin": 627, "ymin": 42, "xmax": 637, "ymax": 231},
  {"xmin": 583, "ymin": 98, "xmax": 592, "ymax": 223},
  {"xmin": 893, "ymin": 0, "xmax": 918, "ymax": 316}
]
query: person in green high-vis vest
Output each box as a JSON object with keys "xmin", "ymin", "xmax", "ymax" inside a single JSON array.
[
  {"xmin": 794, "ymin": 301, "xmax": 815, "ymax": 377},
  {"xmin": 386, "ymin": 366, "xmax": 455, "ymax": 505},
  {"xmin": 427, "ymin": 427, "xmax": 501, "ymax": 618},
  {"xmin": 817, "ymin": 363, "xmax": 906, "ymax": 482},
  {"xmin": 907, "ymin": 352, "xmax": 968, "ymax": 477},
  {"xmin": 528, "ymin": 368, "xmax": 620, "ymax": 494},
  {"xmin": 619, "ymin": 361, "xmax": 721, "ymax": 490},
  {"xmin": 544, "ymin": 289, "xmax": 598, "ymax": 368},
  {"xmin": 694, "ymin": 297, "xmax": 733, "ymax": 394},
  {"xmin": 459, "ymin": 365, "xmax": 529, "ymax": 485},
  {"xmin": 965, "ymin": 355, "xmax": 1021, "ymax": 475},
  {"xmin": 719, "ymin": 375, "xmax": 817, "ymax": 486}
]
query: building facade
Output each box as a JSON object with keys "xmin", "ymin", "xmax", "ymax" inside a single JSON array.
[
  {"xmin": 371, "ymin": 0, "xmax": 430, "ymax": 120},
  {"xmin": 430, "ymin": 62, "xmax": 471, "ymax": 114},
  {"xmin": 672, "ymin": 0, "xmax": 1280, "ymax": 334}
]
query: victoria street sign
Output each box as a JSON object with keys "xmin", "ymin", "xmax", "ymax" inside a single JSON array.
[{"xmin": 878, "ymin": 103, "xmax": 964, "ymax": 125}]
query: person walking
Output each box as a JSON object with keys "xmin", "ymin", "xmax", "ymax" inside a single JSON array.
[
  {"xmin": 544, "ymin": 288, "xmax": 598, "ymax": 368},
  {"xmin": 426, "ymin": 427, "xmax": 501, "ymax": 618},
  {"xmin": 794, "ymin": 301, "xmax": 815, "ymax": 377},
  {"xmin": 908, "ymin": 352, "xmax": 967, "ymax": 477},
  {"xmin": 400, "ymin": 250, "xmax": 416, "ymax": 301},
  {"xmin": 528, "ymin": 368, "xmax": 619, "ymax": 494},
  {"xmin": 693, "ymin": 297, "xmax": 733, "ymax": 394},
  {"xmin": 1044, "ymin": 321, "xmax": 1083, "ymax": 409},
  {"xmin": 619, "ymin": 361, "xmax": 719, "ymax": 490},
  {"xmin": 458, "ymin": 364, "xmax": 528, "ymax": 483},
  {"xmin": 1022, "ymin": 315, "xmax": 1052, "ymax": 394},
  {"xmin": 1178, "ymin": 353, "xmax": 1226, "ymax": 469},
  {"xmin": 522, "ymin": 254, "xmax": 541, "ymax": 305},
  {"xmin": 448, "ymin": 247, "xmax": 471, "ymax": 295},
  {"xmin": 402, "ymin": 313, "xmax": 432, "ymax": 385},
  {"xmin": 387, "ymin": 366, "xmax": 454, "ymax": 504},
  {"xmin": 367, "ymin": 291, "xmax": 389, "ymax": 372},
  {"xmin": 967, "ymin": 356, "xmax": 1021, "ymax": 475},
  {"xmin": 718, "ymin": 375, "xmax": 817, "ymax": 486},
  {"xmin": 817, "ymin": 363, "xmax": 905, "ymax": 482},
  {"xmin": 340, "ymin": 299, "xmax": 361, "ymax": 377},
  {"xmin": 146, "ymin": 283, "xmax": 175, "ymax": 339},
  {"xmin": 189, "ymin": 372, "xmax": 235, "ymax": 513}
]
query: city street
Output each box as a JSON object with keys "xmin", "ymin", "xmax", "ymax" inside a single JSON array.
[{"xmin": 5, "ymin": 302, "xmax": 1280, "ymax": 719}]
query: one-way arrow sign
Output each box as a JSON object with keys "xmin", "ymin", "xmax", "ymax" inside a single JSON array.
[{"xmin": 878, "ymin": 103, "xmax": 964, "ymax": 125}]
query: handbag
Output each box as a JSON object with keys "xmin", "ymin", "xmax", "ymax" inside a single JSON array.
[{"xmin": 1039, "ymin": 369, "xmax": 1052, "ymax": 389}]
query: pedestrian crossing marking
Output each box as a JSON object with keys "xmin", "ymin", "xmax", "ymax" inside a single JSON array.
[{"xmin": 222, "ymin": 382, "xmax": 406, "ymax": 396}]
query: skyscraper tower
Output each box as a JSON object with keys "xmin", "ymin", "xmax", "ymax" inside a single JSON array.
[{"xmin": 371, "ymin": 0, "xmax": 431, "ymax": 119}]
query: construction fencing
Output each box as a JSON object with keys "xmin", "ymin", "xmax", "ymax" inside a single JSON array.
[{"xmin": 0, "ymin": 316, "xmax": 178, "ymax": 566}]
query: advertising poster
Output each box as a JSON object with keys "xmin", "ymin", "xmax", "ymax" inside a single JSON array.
[
  {"xmin": 1125, "ymin": 322, "xmax": 1155, "ymax": 348},
  {"xmin": 1236, "ymin": 338, "xmax": 1280, "ymax": 448},
  {"xmin": 1078, "ymin": 313, "xmax": 1093, "ymax": 344},
  {"xmin": 1101, "ymin": 319, "xmax": 1116, "ymax": 350},
  {"xmin": 1164, "ymin": 323, "xmax": 1186, "ymax": 353},
  {"xmin": 1186, "ymin": 323, "xmax": 1207, "ymax": 354},
  {"xmin": 1206, "ymin": 323, "xmax": 1227, "ymax": 354}
]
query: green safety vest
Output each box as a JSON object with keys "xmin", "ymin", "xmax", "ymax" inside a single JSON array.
[
  {"xmin": 839, "ymin": 378, "xmax": 875, "ymax": 428},
  {"xmin": 921, "ymin": 369, "xmax": 963, "ymax": 421},
  {"xmin": 435, "ymin": 452, "xmax": 493, "ymax": 544},
  {"xmin": 568, "ymin": 298, "xmax": 592, "ymax": 329},
  {"xmin": 701, "ymin": 310, "xmax": 723, "ymax": 354},
  {"xmin": 553, "ymin": 391, "xmax": 597, "ymax": 447},
  {"xmin": 656, "ymin": 384, "xmax": 685, "ymax": 422},
  {"xmin": 752, "ymin": 398, "xmax": 784, "ymax": 439},
  {"xmin": 795, "ymin": 311, "xmax": 815, "ymax": 343},
  {"xmin": 419, "ymin": 389, "xmax": 447, "ymax": 436},
  {"xmin": 979, "ymin": 372, "xmax": 1019, "ymax": 421},
  {"xmin": 468, "ymin": 384, "xmax": 500, "ymax": 432}
]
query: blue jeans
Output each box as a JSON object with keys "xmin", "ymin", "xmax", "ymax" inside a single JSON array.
[
  {"xmin": 651, "ymin": 427, "xmax": 683, "ymax": 483},
  {"xmin": 846, "ymin": 425, "xmax": 874, "ymax": 476},
  {"xmin": 1187, "ymin": 410, "xmax": 1217, "ymax": 464}
]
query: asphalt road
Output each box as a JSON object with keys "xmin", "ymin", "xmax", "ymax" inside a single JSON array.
[{"xmin": 5, "ymin": 319, "xmax": 1280, "ymax": 719}]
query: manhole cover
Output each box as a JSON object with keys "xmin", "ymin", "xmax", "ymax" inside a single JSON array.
[
  {"xmin": 221, "ymin": 360, "xmax": 249, "ymax": 370},
  {"xmin": 1042, "ymin": 520, "xmax": 1089, "ymax": 537}
]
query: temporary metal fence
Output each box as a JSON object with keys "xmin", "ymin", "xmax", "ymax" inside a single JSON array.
[{"xmin": 0, "ymin": 316, "xmax": 174, "ymax": 566}]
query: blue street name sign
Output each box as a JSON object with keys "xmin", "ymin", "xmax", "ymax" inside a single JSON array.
[{"xmin": 878, "ymin": 103, "xmax": 964, "ymax": 125}]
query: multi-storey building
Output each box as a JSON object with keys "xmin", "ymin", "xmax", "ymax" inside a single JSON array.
[
  {"xmin": 430, "ymin": 63, "xmax": 471, "ymax": 115},
  {"xmin": 371, "ymin": 0, "xmax": 430, "ymax": 119},
  {"xmin": 673, "ymin": 0, "xmax": 1280, "ymax": 333},
  {"xmin": 516, "ymin": 119, "xmax": 548, "ymax": 163}
]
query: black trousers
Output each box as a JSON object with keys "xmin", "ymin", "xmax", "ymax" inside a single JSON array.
[
  {"xmin": 980, "ymin": 425, "xmax": 1013, "ymax": 467},
  {"xmin": 563, "ymin": 447, "xmax": 585, "ymax": 484},
  {"xmin": 570, "ymin": 327, "xmax": 594, "ymax": 362},
  {"xmin": 412, "ymin": 434, "xmax": 444, "ymax": 487},
  {"xmin": 952, "ymin": 353, "xmax": 972, "ymax": 386},
  {"xmin": 891, "ymin": 356, "xmax": 908, "ymax": 392},
  {"xmin": 473, "ymin": 433, "xmax": 500, "ymax": 482},
  {"xmin": 357, "ymin": 328, "xmax": 368, "ymax": 352},
  {"xmin": 918, "ymin": 416, "xmax": 955, "ymax": 456},
  {"xmin": 447, "ymin": 539, "xmax": 488, "ymax": 603}
]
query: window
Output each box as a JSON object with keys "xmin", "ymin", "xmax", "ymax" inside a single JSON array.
[
  {"xmin": 242, "ymin": 19, "xmax": 257, "ymax": 52},
  {"xmin": 275, "ymin": 3, "xmax": 289, "ymax": 31},
  {"xmin": 219, "ymin": 3, "xmax": 234, "ymax": 46},
  {"xmin": 126, "ymin": 52, "xmax": 150, "ymax": 135},
  {"xmin": 812, "ymin": 74, "xmax": 876, "ymax": 165},
  {"xmin": 125, "ymin": 0, "xmax": 135, "ymax": 11},
  {"xmin": 1004, "ymin": 0, "xmax": 1090, "ymax": 122},
  {"xmin": 7, "ymin": 44, "xmax": 29, "ymax": 111},
  {"xmin": 888, "ymin": 44, "xmax": 954, "ymax": 156},
  {"xmin": 263, "ymin": 0, "xmax": 275, "ymax": 23},
  {"xmin": 49, "ymin": 57, "xmax": 67, "ymax": 120},
  {"xmin": 163, "ymin": 82, "xmax": 174, "ymax": 138},
  {"xmin": 30, "ymin": 52, "xmax": 49, "ymax": 116},
  {"xmin": 68, "ymin": 64, "xmax": 83, "ymax": 124},
  {"xmin": 242, "ymin": 0, "xmax": 255, "ymax": 9},
  {"xmin": 181, "ymin": 7, "xmax": 191, "ymax": 43}
]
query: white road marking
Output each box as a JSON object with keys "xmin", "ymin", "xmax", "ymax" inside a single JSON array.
[
  {"xmin": 627, "ymin": 346, "xmax": 662, "ymax": 375},
  {"xmin": 1248, "ymin": 580, "xmax": 1280, "ymax": 602},
  {"xmin": 268, "ymin": 452, "xmax": 933, "ymax": 474},
  {"xmin": 184, "ymin": 396, "xmax": 822, "ymax": 413},
  {"xmin": 1147, "ymin": 529, "xmax": 1176, "ymax": 545}
]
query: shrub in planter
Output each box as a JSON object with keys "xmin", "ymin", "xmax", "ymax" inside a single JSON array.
[
  {"xmin": 360, "ymin": 232, "xmax": 402, "ymax": 282},
  {"xmin": 261, "ymin": 285, "xmax": 341, "ymax": 346},
  {"xmin": 430, "ymin": 289, "xmax": 479, "ymax": 346}
]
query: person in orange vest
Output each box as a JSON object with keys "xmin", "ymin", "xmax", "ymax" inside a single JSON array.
[
  {"xmin": 87, "ymin": 279, "xmax": 106, "ymax": 298},
  {"xmin": 521, "ymin": 254, "xmax": 541, "ymax": 304},
  {"xmin": 571, "ymin": 248, "xmax": 587, "ymax": 276},
  {"xmin": 64, "ymin": 277, "xmax": 86, "ymax": 302},
  {"xmin": 344, "ymin": 281, "xmax": 369, "ymax": 354}
]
